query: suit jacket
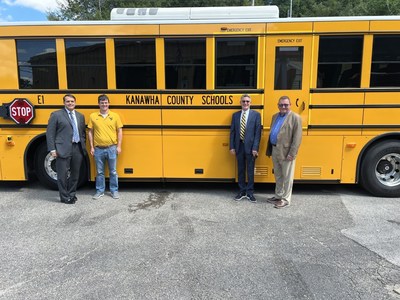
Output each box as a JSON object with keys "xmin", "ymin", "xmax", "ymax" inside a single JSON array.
[
  {"xmin": 46, "ymin": 109, "xmax": 87, "ymax": 158},
  {"xmin": 230, "ymin": 109, "xmax": 262, "ymax": 155},
  {"xmin": 266, "ymin": 111, "xmax": 302, "ymax": 160}
]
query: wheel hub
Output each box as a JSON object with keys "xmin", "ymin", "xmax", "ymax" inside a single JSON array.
[{"xmin": 375, "ymin": 153, "xmax": 400, "ymax": 186}]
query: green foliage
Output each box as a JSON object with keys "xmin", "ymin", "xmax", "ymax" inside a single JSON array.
[{"xmin": 46, "ymin": 0, "xmax": 400, "ymax": 20}]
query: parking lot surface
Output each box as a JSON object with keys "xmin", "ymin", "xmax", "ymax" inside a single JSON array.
[{"xmin": 0, "ymin": 182, "xmax": 400, "ymax": 299}]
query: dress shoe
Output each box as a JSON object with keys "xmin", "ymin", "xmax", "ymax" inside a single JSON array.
[
  {"xmin": 266, "ymin": 196, "xmax": 280, "ymax": 204},
  {"xmin": 63, "ymin": 198, "xmax": 76, "ymax": 204},
  {"xmin": 274, "ymin": 200, "xmax": 290, "ymax": 209}
]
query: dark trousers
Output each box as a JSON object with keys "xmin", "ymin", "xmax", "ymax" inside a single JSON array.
[
  {"xmin": 56, "ymin": 143, "xmax": 83, "ymax": 202},
  {"xmin": 236, "ymin": 142, "xmax": 255, "ymax": 195}
]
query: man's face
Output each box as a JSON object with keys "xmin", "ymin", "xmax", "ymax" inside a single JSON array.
[
  {"xmin": 99, "ymin": 100, "xmax": 110, "ymax": 112},
  {"xmin": 241, "ymin": 96, "xmax": 251, "ymax": 111},
  {"xmin": 64, "ymin": 96, "xmax": 76, "ymax": 111},
  {"xmin": 278, "ymin": 98, "xmax": 291, "ymax": 114}
]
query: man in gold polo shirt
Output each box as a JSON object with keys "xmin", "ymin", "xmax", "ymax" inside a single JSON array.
[{"xmin": 88, "ymin": 94, "xmax": 123, "ymax": 200}]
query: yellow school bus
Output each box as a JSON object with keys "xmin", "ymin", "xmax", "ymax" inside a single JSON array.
[{"xmin": 0, "ymin": 5, "xmax": 400, "ymax": 197}]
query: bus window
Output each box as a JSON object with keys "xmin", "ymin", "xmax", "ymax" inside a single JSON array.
[
  {"xmin": 16, "ymin": 39, "xmax": 58, "ymax": 89},
  {"xmin": 165, "ymin": 38, "xmax": 206, "ymax": 89},
  {"xmin": 215, "ymin": 38, "xmax": 257, "ymax": 89},
  {"xmin": 317, "ymin": 36, "xmax": 363, "ymax": 88},
  {"xmin": 65, "ymin": 39, "xmax": 107, "ymax": 89},
  {"xmin": 274, "ymin": 46, "xmax": 303, "ymax": 90},
  {"xmin": 371, "ymin": 35, "xmax": 400, "ymax": 87},
  {"xmin": 115, "ymin": 38, "xmax": 156, "ymax": 89}
]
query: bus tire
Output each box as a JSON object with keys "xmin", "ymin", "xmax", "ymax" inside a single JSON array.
[
  {"xmin": 34, "ymin": 142, "xmax": 87, "ymax": 190},
  {"xmin": 360, "ymin": 140, "xmax": 400, "ymax": 197}
]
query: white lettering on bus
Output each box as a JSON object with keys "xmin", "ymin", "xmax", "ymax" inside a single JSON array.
[
  {"xmin": 166, "ymin": 95, "xmax": 193, "ymax": 105},
  {"xmin": 126, "ymin": 95, "xmax": 160, "ymax": 105},
  {"xmin": 202, "ymin": 95, "xmax": 233, "ymax": 105},
  {"xmin": 11, "ymin": 106, "xmax": 32, "ymax": 117}
]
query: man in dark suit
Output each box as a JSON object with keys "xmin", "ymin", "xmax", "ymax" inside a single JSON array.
[
  {"xmin": 230, "ymin": 94, "xmax": 262, "ymax": 202},
  {"xmin": 46, "ymin": 94, "xmax": 87, "ymax": 204}
]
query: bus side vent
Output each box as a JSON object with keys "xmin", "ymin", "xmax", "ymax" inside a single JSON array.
[
  {"xmin": 255, "ymin": 166, "xmax": 269, "ymax": 177},
  {"xmin": 301, "ymin": 167, "xmax": 322, "ymax": 177},
  {"xmin": 195, "ymin": 169, "xmax": 204, "ymax": 174},
  {"xmin": 124, "ymin": 168, "xmax": 133, "ymax": 174}
]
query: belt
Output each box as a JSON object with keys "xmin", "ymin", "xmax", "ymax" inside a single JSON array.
[
  {"xmin": 272, "ymin": 144, "xmax": 276, "ymax": 147},
  {"xmin": 96, "ymin": 145, "xmax": 115, "ymax": 149}
]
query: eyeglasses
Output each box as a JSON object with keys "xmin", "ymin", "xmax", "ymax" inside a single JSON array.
[
  {"xmin": 278, "ymin": 103, "xmax": 290, "ymax": 107},
  {"xmin": 242, "ymin": 100, "xmax": 250, "ymax": 103}
]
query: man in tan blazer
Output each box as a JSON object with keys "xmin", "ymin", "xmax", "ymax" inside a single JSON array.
[{"xmin": 266, "ymin": 96, "xmax": 302, "ymax": 208}]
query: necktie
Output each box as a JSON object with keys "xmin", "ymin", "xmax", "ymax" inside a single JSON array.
[
  {"xmin": 69, "ymin": 111, "xmax": 80, "ymax": 143},
  {"xmin": 240, "ymin": 111, "xmax": 246, "ymax": 141}
]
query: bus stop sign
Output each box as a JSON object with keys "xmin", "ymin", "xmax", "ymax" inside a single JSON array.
[{"xmin": 9, "ymin": 98, "xmax": 35, "ymax": 125}]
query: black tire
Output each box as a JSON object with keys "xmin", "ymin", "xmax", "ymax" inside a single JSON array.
[
  {"xmin": 34, "ymin": 142, "xmax": 87, "ymax": 190},
  {"xmin": 360, "ymin": 140, "xmax": 400, "ymax": 197}
]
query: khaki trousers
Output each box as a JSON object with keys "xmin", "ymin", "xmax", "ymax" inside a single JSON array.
[{"xmin": 272, "ymin": 148, "xmax": 296, "ymax": 204}]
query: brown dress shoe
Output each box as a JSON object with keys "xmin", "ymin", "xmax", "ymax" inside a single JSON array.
[
  {"xmin": 274, "ymin": 200, "xmax": 290, "ymax": 209},
  {"xmin": 266, "ymin": 197, "xmax": 280, "ymax": 204}
]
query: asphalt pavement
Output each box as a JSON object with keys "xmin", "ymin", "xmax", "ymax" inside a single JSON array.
[{"xmin": 0, "ymin": 181, "xmax": 399, "ymax": 300}]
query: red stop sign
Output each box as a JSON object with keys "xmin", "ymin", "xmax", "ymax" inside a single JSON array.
[{"xmin": 9, "ymin": 98, "xmax": 35, "ymax": 125}]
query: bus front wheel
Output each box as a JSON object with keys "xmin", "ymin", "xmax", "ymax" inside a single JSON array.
[
  {"xmin": 34, "ymin": 142, "xmax": 87, "ymax": 190},
  {"xmin": 360, "ymin": 140, "xmax": 400, "ymax": 197}
]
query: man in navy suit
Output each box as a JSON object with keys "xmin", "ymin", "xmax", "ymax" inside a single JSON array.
[
  {"xmin": 46, "ymin": 94, "xmax": 87, "ymax": 204},
  {"xmin": 230, "ymin": 94, "xmax": 262, "ymax": 202}
]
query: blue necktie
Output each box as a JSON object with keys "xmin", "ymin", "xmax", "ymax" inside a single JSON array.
[{"xmin": 69, "ymin": 112, "xmax": 80, "ymax": 143}]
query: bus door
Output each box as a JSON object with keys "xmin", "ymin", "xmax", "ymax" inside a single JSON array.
[
  {"xmin": 261, "ymin": 35, "xmax": 312, "ymax": 182},
  {"xmin": 264, "ymin": 35, "xmax": 312, "ymax": 128}
]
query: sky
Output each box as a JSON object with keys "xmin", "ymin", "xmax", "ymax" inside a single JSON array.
[{"xmin": 0, "ymin": 0, "xmax": 60, "ymax": 22}]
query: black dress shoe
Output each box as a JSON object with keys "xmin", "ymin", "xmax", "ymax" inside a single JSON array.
[{"xmin": 64, "ymin": 198, "xmax": 76, "ymax": 204}]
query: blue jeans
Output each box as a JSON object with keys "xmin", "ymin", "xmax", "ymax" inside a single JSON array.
[{"xmin": 94, "ymin": 145, "xmax": 118, "ymax": 193}]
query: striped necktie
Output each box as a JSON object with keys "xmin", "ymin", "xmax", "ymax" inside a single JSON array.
[
  {"xmin": 240, "ymin": 111, "xmax": 246, "ymax": 141},
  {"xmin": 69, "ymin": 111, "xmax": 80, "ymax": 143}
]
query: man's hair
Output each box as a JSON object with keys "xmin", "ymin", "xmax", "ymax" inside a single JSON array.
[
  {"xmin": 63, "ymin": 94, "xmax": 76, "ymax": 102},
  {"xmin": 241, "ymin": 94, "xmax": 251, "ymax": 101},
  {"xmin": 98, "ymin": 94, "xmax": 109, "ymax": 103},
  {"xmin": 278, "ymin": 95, "xmax": 291, "ymax": 103}
]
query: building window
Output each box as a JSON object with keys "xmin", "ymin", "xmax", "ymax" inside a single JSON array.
[
  {"xmin": 16, "ymin": 39, "xmax": 58, "ymax": 89},
  {"xmin": 215, "ymin": 38, "xmax": 257, "ymax": 89},
  {"xmin": 65, "ymin": 39, "xmax": 107, "ymax": 89},
  {"xmin": 317, "ymin": 36, "xmax": 363, "ymax": 88},
  {"xmin": 165, "ymin": 38, "xmax": 206, "ymax": 89},
  {"xmin": 115, "ymin": 38, "xmax": 156, "ymax": 89}
]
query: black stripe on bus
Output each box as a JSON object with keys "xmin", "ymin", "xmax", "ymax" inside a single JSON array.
[
  {"xmin": 0, "ymin": 89, "xmax": 264, "ymax": 94},
  {"xmin": 0, "ymin": 124, "xmax": 232, "ymax": 130},
  {"xmin": 31, "ymin": 105, "xmax": 264, "ymax": 110},
  {"xmin": 310, "ymin": 88, "xmax": 400, "ymax": 93},
  {"xmin": 308, "ymin": 125, "xmax": 400, "ymax": 129},
  {"xmin": 309, "ymin": 104, "xmax": 400, "ymax": 109}
]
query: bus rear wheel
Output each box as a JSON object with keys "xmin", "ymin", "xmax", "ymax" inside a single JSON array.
[
  {"xmin": 360, "ymin": 140, "xmax": 400, "ymax": 197},
  {"xmin": 34, "ymin": 142, "xmax": 87, "ymax": 190}
]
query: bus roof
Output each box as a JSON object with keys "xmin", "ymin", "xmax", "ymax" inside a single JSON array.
[
  {"xmin": 1, "ymin": 5, "xmax": 400, "ymax": 27},
  {"xmin": 110, "ymin": 6, "xmax": 280, "ymax": 22}
]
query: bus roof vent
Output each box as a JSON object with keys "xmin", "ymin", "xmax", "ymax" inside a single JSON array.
[{"xmin": 110, "ymin": 6, "xmax": 279, "ymax": 21}]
